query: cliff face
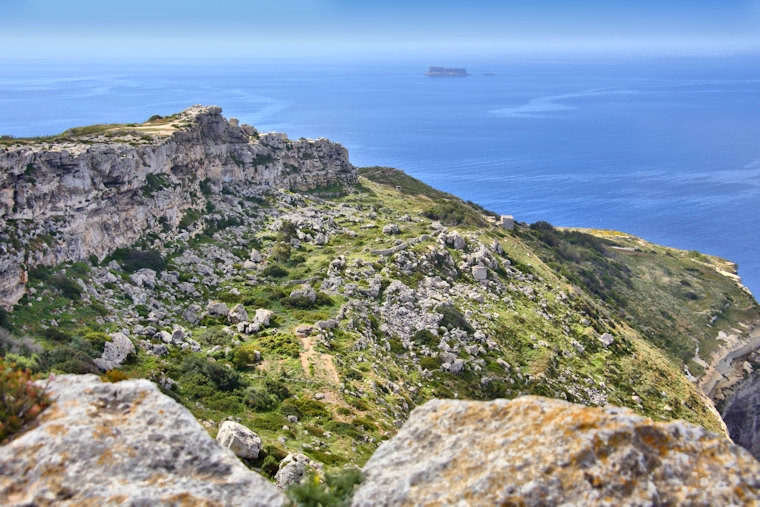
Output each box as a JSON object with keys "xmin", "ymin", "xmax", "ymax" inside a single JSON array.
[{"xmin": 0, "ymin": 105, "xmax": 356, "ymax": 308}]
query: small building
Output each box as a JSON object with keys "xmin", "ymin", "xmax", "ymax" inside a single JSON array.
[{"xmin": 499, "ymin": 215, "xmax": 514, "ymax": 230}]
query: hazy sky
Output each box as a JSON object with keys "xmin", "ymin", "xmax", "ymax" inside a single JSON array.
[{"xmin": 3, "ymin": 0, "xmax": 760, "ymax": 58}]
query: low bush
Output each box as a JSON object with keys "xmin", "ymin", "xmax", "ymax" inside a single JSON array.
[
  {"xmin": 50, "ymin": 274, "xmax": 82, "ymax": 300},
  {"xmin": 107, "ymin": 248, "xmax": 166, "ymax": 273},
  {"xmin": 411, "ymin": 329, "xmax": 438, "ymax": 348},
  {"xmin": 435, "ymin": 304, "xmax": 474, "ymax": 334},
  {"xmin": 0, "ymin": 358, "xmax": 51, "ymax": 442},
  {"xmin": 262, "ymin": 264, "xmax": 288, "ymax": 278},
  {"xmin": 231, "ymin": 343, "xmax": 261, "ymax": 370},
  {"xmin": 287, "ymin": 468, "xmax": 363, "ymax": 507},
  {"xmin": 280, "ymin": 398, "xmax": 329, "ymax": 420},
  {"xmin": 181, "ymin": 355, "xmax": 242, "ymax": 392},
  {"xmin": 420, "ymin": 356, "xmax": 440, "ymax": 371}
]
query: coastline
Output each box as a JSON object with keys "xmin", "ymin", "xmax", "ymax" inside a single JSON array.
[{"xmin": 700, "ymin": 320, "xmax": 760, "ymax": 402}]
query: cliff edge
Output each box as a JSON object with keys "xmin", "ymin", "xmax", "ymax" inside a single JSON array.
[{"xmin": 0, "ymin": 105, "xmax": 356, "ymax": 308}]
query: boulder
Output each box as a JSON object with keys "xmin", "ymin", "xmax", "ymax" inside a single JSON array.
[
  {"xmin": 447, "ymin": 231, "xmax": 466, "ymax": 250},
  {"xmin": 207, "ymin": 300, "xmax": 229, "ymax": 317},
  {"xmin": 472, "ymin": 265, "xmax": 488, "ymax": 282},
  {"xmin": 274, "ymin": 453, "xmax": 322, "ymax": 489},
  {"xmin": 216, "ymin": 420, "xmax": 263, "ymax": 460},
  {"xmin": 315, "ymin": 319, "xmax": 338, "ymax": 330},
  {"xmin": 228, "ymin": 303, "xmax": 249, "ymax": 324},
  {"xmin": 250, "ymin": 249, "xmax": 262, "ymax": 262},
  {"xmin": 352, "ymin": 396, "xmax": 760, "ymax": 506},
  {"xmin": 252, "ymin": 308, "xmax": 274, "ymax": 328},
  {"xmin": 171, "ymin": 326, "xmax": 185, "ymax": 345},
  {"xmin": 0, "ymin": 374, "xmax": 286, "ymax": 506},
  {"xmin": 93, "ymin": 332, "xmax": 135, "ymax": 371},
  {"xmin": 382, "ymin": 223, "xmax": 400, "ymax": 235},
  {"xmin": 155, "ymin": 330, "xmax": 172, "ymax": 343},
  {"xmin": 184, "ymin": 303, "xmax": 202, "ymax": 324},
  {"xmin": 129, "ymin": 268, "xmax": 157, "ymax": 289},
  {"xmin": 289, "ymin": 284, "xmax": 316, "ymax": 302}
]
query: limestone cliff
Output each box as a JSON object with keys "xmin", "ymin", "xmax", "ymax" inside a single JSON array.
[{"xmin": 0, "ymin": 105, "xmax": 356, "ymax": 308}]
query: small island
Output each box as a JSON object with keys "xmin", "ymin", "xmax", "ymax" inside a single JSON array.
[{"xmin": 425, "ymin": 66, "xmax": 470, "ymax": 77}]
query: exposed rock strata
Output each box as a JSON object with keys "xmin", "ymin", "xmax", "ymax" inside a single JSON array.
[
  {"xmin": 0, "ymin": 374, "xmax": 287, "ymax": 506},
  {"xmin": 0, "ymin": 105, "xmax": 356, "ymax": 308},
  {"xmin": 352, "ymin": 396, "xmax": 760, "ymax": 506}
]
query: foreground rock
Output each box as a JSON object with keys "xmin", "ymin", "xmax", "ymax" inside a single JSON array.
[
  {"xmin": 352, "ymin": 396, "xmax": 760, "ymax": 506},
  {"xmin": 0, "ymin": 374, "xmax": 286, "ymax": 506}
]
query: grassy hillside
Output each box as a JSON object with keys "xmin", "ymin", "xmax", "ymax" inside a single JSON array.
[{"xmin": 2, "ymin": 167, "xmax": 755, "ymax": 475}]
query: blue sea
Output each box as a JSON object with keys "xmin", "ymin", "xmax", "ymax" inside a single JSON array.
[{"xmin": 1, "ymin": 55, "xmax": 759, "ymax": 296}]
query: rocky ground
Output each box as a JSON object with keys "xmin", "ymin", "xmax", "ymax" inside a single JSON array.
[{"xmin": 2, "ymin": 107, "xmax": 760, "ymax": 500}]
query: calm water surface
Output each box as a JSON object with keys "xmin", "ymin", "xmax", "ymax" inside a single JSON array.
[{"xmin": 1, "ymin": 56, "xmax": 759, "ymax": 295}]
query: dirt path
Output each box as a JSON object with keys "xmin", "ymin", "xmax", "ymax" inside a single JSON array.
[{"xmin": 299, "ymin": 334, "xmax": 340, "ymax": 385}]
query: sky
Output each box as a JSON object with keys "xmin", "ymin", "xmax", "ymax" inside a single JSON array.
[{"xmin": 2, "ymin": 0, "xmax": 760, "ymax": 58}]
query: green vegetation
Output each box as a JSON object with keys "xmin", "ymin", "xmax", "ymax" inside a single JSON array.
[
  {"xmin": 0, "ymin": 358, "xmax": 51, "ymax": 443},
  {"xmin": 2, "ymin": 155, "xmax": 754, "ymax": 482},
  {"xmin": 104, "ymin": 247, "xmax": 166, "ymax": 273},
  {"xmin": 287, "ymin": 468, "xmax": 363, "ymax": 507},
  {"xmin": 142, "ymin": 173, "xmax": 171, "ymax": 197}
]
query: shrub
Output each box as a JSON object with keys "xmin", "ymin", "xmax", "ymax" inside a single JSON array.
[
  {"xmin": 107, "ymin": 248, "xmax": 166, "ymax": 273},
  {"xmin": 271, "ymin": 242, "xmax": 292, "ymax": 262},
  {"xmin": 422, "ymin": 200, "xmax": 486, "ymax": 227},
  {"xmin": 255, "ymin": 333, "xmax": 301, "ymax": 358},
  {"xmin": 101, "ymin": 369, "xmax": 129, "ymax": 382},
  {"xmin": 0, "ymin": 358, "xmax": 51, "ymax": 442},
  {"xmin": 232, "ymin": 344, "xmax": 260, "ymax": 370},
  {"xmin": 351, "ymin": 417, "xmax": 376, "ymax": 431},
  {"xmin": 287, "ymin": 468, "xmax": 363, "ymax": 507},
  {"xmin": 40, "ymin": 344, "xmax": 100, "ymax": 374},
  {"xmin": 325, "ymin": 421, "xmax": 362, "ymax": 440},
  {"xmin": 262, "ymin": 264, "xmax": 288, "ymax": 278},
  {"xmin": 280, "ymin": 398, "xmax": 329, "ymax": 420},
  {"xmin": 420, "ymin": 357, "xmax": 440, "ymax": 371},
  {"xmin": 50, "ymin": 274, "xmax": 82, "ymax": 300},
  {"xmin": 244, "ymin": 385, "xmax": 281, "ymax": 412},
  {"xmin": 435, "ymin": 304, "xmax": 474, "ymax": 334},
  {"xmin": 196, "ymin": 328, "xmax": 229, "ymax": 347},
  {"xmin": 411, "ymin": 329, "xmax": 438, "ymax": 348},
  {"xmin": 181, "ymin": 356, "xmax": 242, "ymax": 392},
  {"xmin": 0, "ymin": 307, "xmax": 8, "ymax": 329},
  {"xmin": 388, "ymin": 337, "xmax": 405, "ymax": 354},
  {"xmin": 261, "ymin": 455, "xmax": 280, "ymax": 477}
]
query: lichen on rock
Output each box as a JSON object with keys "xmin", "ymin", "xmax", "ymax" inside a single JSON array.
[
  {"xmin": 0, "ymin": 374, "xmax": 286, "ymax": 506},
  {"xmin": 352, "ymin": 396, "xmax": 760, "ymax": 506}
]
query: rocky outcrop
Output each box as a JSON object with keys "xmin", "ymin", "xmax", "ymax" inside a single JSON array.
[
  {"xmin": 352, "ymin": 396, "xmax": 760, "ymax": 506},
  {"xmin": 0, "ymin": 374, "xmax": 287, "ymax": 506},
  {"xmin": 723, "ymin": 371, "xmax": 760, "ymax": 460},
  {"xmin": 0, "ymin": 105, "xmax": 356, "ymax": 308},
  {"xmin": 93, "ymin": 331, "xmax": 135, "ymax": 371}
]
